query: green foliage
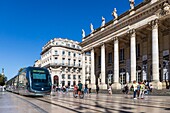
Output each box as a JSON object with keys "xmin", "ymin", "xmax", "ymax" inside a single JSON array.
[
  {"xmin": 18, "ymin": 68, "xmax": 24, "ymax": 73},
  {"xmin": 0, "ymin": 74, "xmax": 5, "ymax": 86}
]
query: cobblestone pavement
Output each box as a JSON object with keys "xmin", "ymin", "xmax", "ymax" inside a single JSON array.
[{"xmin": 0, "ymin": 91, "xmax": 170, "ymax": 113}]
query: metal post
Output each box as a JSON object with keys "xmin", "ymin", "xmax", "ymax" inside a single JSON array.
[{"xmin": 136, "ymin": 71, "xmax": 138, "ymax": 83}]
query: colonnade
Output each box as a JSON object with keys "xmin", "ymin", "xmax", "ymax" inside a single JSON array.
[{"xmin": 82, "ymin": 19, "xmax": 162, "ymax": 89}]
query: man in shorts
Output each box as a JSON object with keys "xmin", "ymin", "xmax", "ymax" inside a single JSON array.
[{"xmin": 77, "ymin": 81, "xmax": 83, "ymax": 95}]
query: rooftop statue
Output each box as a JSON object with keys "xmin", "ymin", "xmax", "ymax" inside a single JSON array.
[
  {"xmin": 101, "ymin": 16, "xmax": 105, "ymax": 27},
  {"xmin": 82, "ymin": 29, "xmax": 85, "ymax": 38},
  {"xmin": 90, "ymin": 23, "xmax": 94, "ymax": 33},
  {"xmin": 112, "ymin": 8, "xmax": 118, "ymax": 20},
  {"xmin": 129, "ymin": 0, "xmax": 135, "ymax": 10}
]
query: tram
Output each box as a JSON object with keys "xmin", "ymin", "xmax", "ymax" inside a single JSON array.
[{"xmin": 6, "ymin": 67, "xmax": 52, "ymax": 96}]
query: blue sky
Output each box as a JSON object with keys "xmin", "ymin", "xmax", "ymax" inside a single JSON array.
[{"xmin": 0, "ymin": 0, "xmax": 143, "ymax": 80}]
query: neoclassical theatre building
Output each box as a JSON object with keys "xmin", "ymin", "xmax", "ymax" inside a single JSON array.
[{"xmin": 80, "ymin": 0, "xmax": 170, "ymax": 90}]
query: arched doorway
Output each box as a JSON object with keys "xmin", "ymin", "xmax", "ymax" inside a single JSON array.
[
  {"xmin": 53, "ymin": 75, "xmax": 59, "ymax": 87},
  {"xmin": 119, "ymin": 68, "xmax": 126, "ymax": 86}
]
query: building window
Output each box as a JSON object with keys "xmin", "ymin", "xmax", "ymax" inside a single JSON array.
[
  {"xmin": 72, "ymin": 45, "xmax": 75, "ymax": 48},
  {"xmin": 74, "ymin": 59, "xmax": 76, "ymax": 66},
  {"xmin": 78, "ymin": 53, "xmax": 81, "ymax": 57},
  {"xmin": 62, "ymin": 51, "xmax": 65, "ymax": 56},
  {"xmin": 78, "ymin": 75, "xmax": 81, "ymax": 79},
  {"xmin": 62, "ymin": 74, "xmax": 65, "ymax": 79},
  {"xmin": 78, "ymin": 60, "xmax": 81, "ymax": 67},
  {"xmin": 55, "ymin": 50, "xmax": 58, "ymax": 55},
  {"xmin": 120, "ymin": 48, "xmax": 124, "ymax": 61},
  {"xmin": 136, "ymin": 44, "xmax": 140, "ymax": 58},
  {"xmin": 68, "ymin": 75, "xmax": 71, "ymax": 79},
  {"xmin": 108, "ymin": 53, "xmax": 112, "ymax": 63},
  {"xmin": 73, "ymin": 75, "xmax": 76, "ymax": 79},
  {"xmin": 73, "ymin": 53, "xmax": 76, "ymax": 57},
  {"xmin": 66, "ymin": 43, "xmax": 70, "ymax": 47},
  {"xmin": 55, "ymin": 57, "xmax": 58, "ymax": 63},
  {"xmin": 68, "ymin": 59, "xmax": 71, "ymax": 66},
  {"xmin": 68, "ymin": 81, "xmax": 71, "ymax": 86},
  {"xmin": 68, "ymin": 52, "xmax": 71, "ymax": 56},
  {"xmin": 68, "ymin": 68, "xmax": 70, "ymax": 72},
  {"xmin": 62, "ymin": 58, "xmax": 65, "ymax": 65},
  {"xmin": 85, "ymin": 57, "xmax": 87, "ymax": 60}
]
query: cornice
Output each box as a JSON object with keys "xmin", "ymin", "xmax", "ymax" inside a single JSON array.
[
  {"xmin": 81, "ymin": 0, "xmax": 168, "ymax": 48},
  {"xmin": 41, "ymin": 45, "xmax": 81, "ymax": 55}
]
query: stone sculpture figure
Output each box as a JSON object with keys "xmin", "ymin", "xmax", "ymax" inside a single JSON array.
[
  {"xmin": 90, "ymin": 23, "xmax": 94, "ymax": 33},
  {"xmin": 112, "ymin": 8, "xmax": 118, "ymax": 19},
  {"xmin": 82, "ymin": 29, "xmax": 85, "ymax": 38},
  {"xmin": 163, "ymin": 2, "xmax": 170, "ymax": 14},
  {"xmin": 101, "ymin": 16, "xmax": 105, "ymax": 27},
  {"xmin": 129, "ymin": 0, "xmax": 135, "ymax": 10}
]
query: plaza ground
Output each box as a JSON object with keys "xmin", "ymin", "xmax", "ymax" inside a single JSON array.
[{"xmin": 0, "ymin": 91, "xmax": 170, "ymax": 113}]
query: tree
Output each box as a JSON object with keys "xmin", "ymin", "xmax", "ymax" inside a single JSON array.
[
  {"xmin": 18, "ymin": 68, "xmax": 24, "ymax": 73},
  {"xmin": 0, "ymin": 74, "xmax": 5, "ymax": 86}
]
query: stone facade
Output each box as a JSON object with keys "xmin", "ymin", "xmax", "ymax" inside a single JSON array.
[
  {"xmin": 41, "ymin": 38, "xmax": 91, "ymax": 87},
  {"xmin": 80, "ymin": 0, "xmax": 170, "ymax": 89}
]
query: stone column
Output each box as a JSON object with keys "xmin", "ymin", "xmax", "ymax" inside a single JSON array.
[
  {"xmin": 90, "ymin": 48, "xmax": 96, "ymax": 89},
  {"xmin": 150, "ymin": 19, "xmax": 162, "ymax": 89},
  {"xmin": 129, "ymin": 29, "xmax": 136, "ymax": 83},
  {"xmin": 100, "ymin": 43, "xmax": 107, "ymax": 89},
  {"xmin": 112, "ymin": 37, "xmax": 121, "ymax": 89},
  {"xmin": 82, "ymin": 52, "xmax": 86, "ymax": 85}
]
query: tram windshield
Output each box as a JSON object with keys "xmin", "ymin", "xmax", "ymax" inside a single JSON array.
[{"xmin": 30, "ymin": 69, "xmax": 51, "ymax": 87}]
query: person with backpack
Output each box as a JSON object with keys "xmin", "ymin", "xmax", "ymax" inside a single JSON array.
[{"xmin": 139, "ymin": 82, "xmax": 145, "ymax": 99}]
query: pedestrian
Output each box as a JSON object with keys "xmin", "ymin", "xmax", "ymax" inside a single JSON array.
[
  {"xmin": 88, "ymin": 84, "xmax": 92, "ymax": 95},
  {"xmin": 77, "ymin": 81, "xmax": 83, "ymax": 96},
  {"xmin": 139, "ymin": 82, "xmax": 145, "ymax": 99},
  {"xmin": 124, "ymin": 84, "xmax": 129, "ymax": 94},
  {"xmin": 84, "ymin": 84, "xmax": 88, "ymax": 94},
  {"xmin": 137, "ymin": 82, "xmax": 141, "ymax": 98},
  {"xmin": 96, "ymin": 85, "xmax": 99, "ymax": 94},
  {"xmin": 65, "ymin": 85, "xmax": 69, "ymax": 94},
  {"xmin": 149, "ymin": 84, "xmax": 153, "ymax": 92},
  {"xmin": 108, "ymin": 84, "xmax": 112, "ymax": 95},
  {"xmin": 131, "ymin": 80, "xmax": 138, "ymax": 99}
]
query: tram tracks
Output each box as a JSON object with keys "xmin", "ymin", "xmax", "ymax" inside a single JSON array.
[{"xmin": 10, "ymin": 92, "xmax": 170, "ymax": 113}]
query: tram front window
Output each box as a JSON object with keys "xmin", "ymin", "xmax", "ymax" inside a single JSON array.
[{"xmin": 30, "ymin": 70, "xmax": 51, "ymax": 91}]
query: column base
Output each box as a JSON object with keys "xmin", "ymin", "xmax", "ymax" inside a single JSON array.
[
  {"xmin": 162, "ymin": 81, "xmax": 169, "ymax": 89},
  {"xmin": 151, "ymin": 81, "xmax": 162, "ymax": 90},
  {"xmin": 99, "ymin": 84, "xmax": 107, "ymax": 89},
  {"xmin": 89, "ymin": 83, "xmax": 96, "ymax": 90},
  {"xmin": 111, "ymin": 82, "xmax": 121, "ymax": 90}
]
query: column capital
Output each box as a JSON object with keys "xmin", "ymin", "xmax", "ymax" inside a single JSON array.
[
  {"xmin": 98, "ymin": 42, "xmax": 105, "ymax": 47},
  {"xmin": 148, "ymin": 19, "xmax": 159, "ymax": 29},
  {"xmin": 90, "ymin": 47, "xmax": 95, "ymax": 51},
  {"xmin": 128, "ymin": 29, "xmax": 136, "ymax": 35},
  {"xmin": 111, "ymin": 36, "xmax": 119, "ymax": 41}
]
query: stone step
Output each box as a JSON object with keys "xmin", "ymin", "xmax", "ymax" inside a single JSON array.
[{"xmin": 91, "ymin": 89, "xmax": 170, "ymax": 96}]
